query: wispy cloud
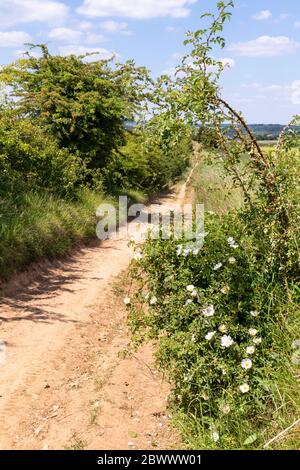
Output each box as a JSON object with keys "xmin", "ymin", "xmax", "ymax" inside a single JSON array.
[
  {"xmin": 291, "ymin": 80, "xmax": 300, "ymax": 104},
  {"xmin": 240, "ymin": 81, "xmax": 300, "ymax": 106},
  {"xmin": 278, "ymin": 13, "xmax": 289, "ymax": 21},
  {"xmin": 100, "ymin": 21, "xmax": 130, "ymax": 35},
  {"xmin": 229, "ymin": 36, "xmax": 300, "ymax": 57},
  {"xmin": 58, "ymin": 44, "xmax": 115, "ymax": 61},
  {"xmin": 0, "ymin": 0, "xmax": 68, "ymax": 28},
  {"xmin": 0, "ymin": 30, "xmax": 31, "ymax": 47},
  {"xmin": 77, "ymin": 0, "xmax": 197, "ymax": 20},
  {"xmin": 49, "ymin": 27, "xmax": 83, "ymax": 43},
  {"xmin": 252, "ymin": 10, "xmax": 272, "ymax": 21}
]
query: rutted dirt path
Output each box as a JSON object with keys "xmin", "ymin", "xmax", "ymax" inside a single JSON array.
[{"xmin": 0, "ymin": 175, "xmax": 195, "ymax": 450}]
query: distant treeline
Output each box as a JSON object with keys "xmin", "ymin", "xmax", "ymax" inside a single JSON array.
[
  {"xmin": 220, "ymin": 123, "xmax": 300, "ymax": 140},
  {"xmin": 246, "ymin": 124, "xmax": 300, "ymax": 139}
]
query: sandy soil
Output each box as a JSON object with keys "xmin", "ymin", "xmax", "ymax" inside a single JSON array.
[{"xmin": 0, "ymin": 177, "xmax": 195, "ymax": 450}]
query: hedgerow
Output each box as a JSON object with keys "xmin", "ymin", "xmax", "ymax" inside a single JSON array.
[{"xmin": 125, "ymin": 1, "xmax": 300, "ymax": 449}]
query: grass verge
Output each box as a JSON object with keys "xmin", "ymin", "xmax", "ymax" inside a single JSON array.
[{"xmin": 0, "ymin": 188, "xmax": 112, "ymax": 281}]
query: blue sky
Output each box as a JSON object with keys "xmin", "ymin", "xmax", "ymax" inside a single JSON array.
[{"xmin": 0, "ymin": 0, "xmax": 300, "ymax": 123}]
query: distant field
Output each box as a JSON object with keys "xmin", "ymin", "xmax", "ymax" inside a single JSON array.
[{"xmin": 258, "ymin": 140, "xmax": 278, "ymax": 147}]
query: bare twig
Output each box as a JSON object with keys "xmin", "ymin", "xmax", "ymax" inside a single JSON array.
[
  {"xmin": 263, "ymin": 418, "xmax": 300, "ymax": 449},
  {"xmin": 218, "ymin": 98, "xmax": 266, "ymax": 165},
  {"xmin": 215, "ymin": 122, "xmax": 253, "ymax": 207},
  {"xmin": 275, "ymin": 116, "xmax": 299, "ymax": 157}
]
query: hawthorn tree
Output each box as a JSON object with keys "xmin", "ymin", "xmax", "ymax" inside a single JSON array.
[{"xmin": 1, "ymin": 45, "xmax": 151, "ymax": 171}]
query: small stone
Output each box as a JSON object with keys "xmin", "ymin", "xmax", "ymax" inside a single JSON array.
[{"xmin": 35, "ymin": 426, "xmax": 43, "ymax": 436}]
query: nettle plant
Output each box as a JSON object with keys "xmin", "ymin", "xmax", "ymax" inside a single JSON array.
[{"xmin": 126, "ymin": 2, "xmax": 300, "ymax": 447}]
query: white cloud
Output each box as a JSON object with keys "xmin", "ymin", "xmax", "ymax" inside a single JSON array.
[
  {"xmin": 16, "ymin": 48, "xmax": 41, "ymax": 58},
  {"xmin": 166, "ymin": 26, "xmax": 177, "ymax": 33},
  {"xmin": 228, "ymin": 36, "xmax": 300, "ymax": 57},
  {"xmin": 291, "ymin": 80, "xmax": 300, "ymax": 105},
  {"xmin": 0, "ymin": 0, "xmax": 68, "ymax": 28},
  {"xmin": 84, "ymin": 32, "xmax": 107, "ymax": 44},
  {"xmin": 100, "ymin": 20, "xmax": 128, "ymax": 33},
  {"xmin": 77, "ymin": 0, "xmax": 197, "ymax": 19},
  {"xmin": 220, "ymin": 58, "xmax": 235, "ymax": 69},
  {"xmin": 278, "ymin": 13, "xmax": 289, "ymax": 21},
  {"xmin": 49, "ymin": 28, "xmax": 83, "ymax": 43},
  {"xmin": 58, "ymin": 44, "xmax": 115, "ymax": 61},
  {"xmin": 294, "ymin": 21, "xmax": 300, "ymax": 29},
  {"xmin": 0, "ymin": 30, "xmax": 31, "ymax": 47},
  {"xmin": 163, "ymin": 55, "xmax": 235, "ymax": 77},
  {"xmin": 49, "ymin": 28, "xmax": 107, "ymax": 46},
  {"xmin": 253, "ymin": 10, "xmax": 272, "ymax": 21},
  {"xmin": 240, "ymin": 81, "xmax": 300, "ymax": 106},
  {"xmin": 241, "ymin": 82, "xmax": 261, "ymax": 89},
  {"xmin": 78, "ymin": 21, "xmax": 94, "ymax": 30}
]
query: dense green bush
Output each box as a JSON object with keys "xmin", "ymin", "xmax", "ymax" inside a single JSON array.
[
  {"xmin": 0, "ymin": 111, "xmax": 84, "ymax": 196},
  {"xmin": 103, "ymin": 129, "xmax": 190, "ymax": 194},
  {"xmin": 1, "ymin": 46, "xmax": 150, "ymax": 171}
]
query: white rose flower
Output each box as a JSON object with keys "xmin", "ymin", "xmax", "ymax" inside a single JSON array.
[
  {"xmin": 209, "ymin": 424, "xmax": 220, "ymax": 442},
  {"xmin": 253, "ymin": 337, "xmax": 262, "ymax": 345},
  {"xmin": 202, "ymin": 305, "xmax": 215, "ymax": 317},
  {"xmin": 250, "ymin": 310, "xmax": 260, "ymax": 317},
  {"xmin": 124, "ymin": 297, "xmax": 131, "ymax": 305},
  {"xmin": 227, "ymin": 236, "xmax": 239, "ymax": 249},
  {"xmin": 239, "ymin": 383, "xmax": 250, "ymax": 394},
  {"xmin": 133, "ymin": 252, "xmax": 143, "ymax": 261},
  {"xmin": 186, "ymin": 285, "xmax": 195, "ymax": 292},
  {"xmin": 150, "ymin": 296, "xmax": 157, "ymax": 305},
  {"xmin": 205, "ymin": 331, "xmax": 216, "ymax": 341},
  {"xmin": 221, "ymin": 286, "xmax": 230, "ymax": 294},
  {"xmin": 228, "ymin": 257, "xmax": 237, "ymax": 264},
  {"xmin": 191, "ymin": 289, "xmax": 198, "ymax": 297},
  {"xmin": 183, "ymin": 247, "xmax": 192, "ymax": 257},
  {"xmin": 246, "ymin": 346, "xmax": 256, "ymax": 355},
  {"xmin": 184, "ymin": 299, "xmax": 193, "ymax": 307},
  {"xmin": 211, "ymin": 431, "xmax": 220, "ymax": 443},
  {"xmin": 218, "ymin": 324, "xmax": 228, "ymax": 333},
  {"xmin": 176, "ymin": 245, "xmax": 183, "ymax": 256},
  {"xmin": 248, "ymin": 328, "xmax": 258, "ymax": 337},
  {"xmin": 241, "ymin": 359, "xmax": 253, "ymax": 370},
  {"xmin": 221, "ymin": 335, "xmax": 234, "ymax": 348},
  {"xmin": 220, "ymin": 403, "xmax": 231, "ymax": 415},
  {"xmin": 213, "ymin": 262, "xmax": 223, "ymax": 271}
]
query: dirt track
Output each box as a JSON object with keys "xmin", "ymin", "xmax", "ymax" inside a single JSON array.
[{"xmin": 0, "ymin": 177, "xmax": 195, "ymax": 450}]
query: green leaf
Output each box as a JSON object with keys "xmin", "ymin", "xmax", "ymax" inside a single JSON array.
[{"xmin": 243, "ymin": 434, "xmax": 258, "ymax": 446}]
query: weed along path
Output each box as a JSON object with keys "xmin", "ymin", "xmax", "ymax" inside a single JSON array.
[{"xmin": 0, "ymin": 175, "xmax": 195, "ymax": 450}]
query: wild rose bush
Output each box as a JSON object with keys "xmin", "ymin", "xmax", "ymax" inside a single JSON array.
[
  {"xmin": 126, "ymin": 209, "xmax": 299, "ymax": 447},
  {"xmin": 123, "ymin": 1, "xmax": 300, "ymax": 449}
]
